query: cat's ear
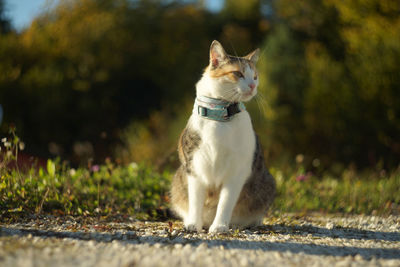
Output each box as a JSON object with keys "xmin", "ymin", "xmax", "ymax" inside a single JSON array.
[
  {"xmin": 245, "ymin": 48, "xmax": 260, "ymax": 64},
  {"xmin": 209, "ymin": 40, "xmax": 227, "ymax": 68}
]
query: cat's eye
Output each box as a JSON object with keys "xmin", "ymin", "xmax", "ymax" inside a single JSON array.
[
  {"xmin": 254, "ymin": 75, "xmax": 258, "ymax": 80},
  {"xmin": 232, "ymin": 71, "xmax": 244, "ymax": 78}
]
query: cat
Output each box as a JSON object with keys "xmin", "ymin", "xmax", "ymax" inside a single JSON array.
[{"xmin": 170, "ymin": 40, "xmax": 276, "ymax": 233}]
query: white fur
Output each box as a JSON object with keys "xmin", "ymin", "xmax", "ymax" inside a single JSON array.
[{"xmin": 184, "ymin": 65, "xmax": 258, "ymax": 233}]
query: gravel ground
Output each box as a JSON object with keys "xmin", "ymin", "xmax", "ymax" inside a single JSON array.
[{"xmin": 1, "ymin": 213, "xmax": 399, "ymax": 267}]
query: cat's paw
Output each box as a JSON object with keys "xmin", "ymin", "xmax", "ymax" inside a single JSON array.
[
  {"xmin": 208, "ymin": 223, "xmax": 229, "ymax": 233},
  {"xmin": 184, "ymin": 221, "xmax": 202, "ymax": 232}
]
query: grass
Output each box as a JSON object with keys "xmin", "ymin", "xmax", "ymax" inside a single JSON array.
[
  {"xmin": 271, "ymin": 166, "xmax": 400, "ymax": 215},
  {"xmin": 2, "ymin": 161, "xmax": 399, "ymax": 220},
  {"xmin": 1, "ymin": 130, "xmax": 399, "ymax": 220},
  {"xmin": 0, "ymin": 160, "xmax": 171, "ymax": 220}
]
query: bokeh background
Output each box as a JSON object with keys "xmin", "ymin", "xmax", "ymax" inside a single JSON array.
[{"xmin": 1, "ymin": 0, "xmax": 400, "ymax": 173}]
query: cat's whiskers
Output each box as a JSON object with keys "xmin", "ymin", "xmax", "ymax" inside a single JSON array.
[
  {"xmin": 218, "ymin": 87, "xmax": 240, "ymax": 102},
  {"xmin": 255, "ymin": 93, "xmax": 267, "ymax": 115},
  {"xmin": 231, "ymin": 91, "xmax": 241, "ymax": 103},
  {"xmin": 217, "ymin": 86, "xmax": 239, "ymax": 102},
  {"xmin": 255, "ymin": 95, "xmax": 264, "ymax": 116},
  {"xmin": 256, "ymin": 92, "xmax": 268, "ymax": 105}
]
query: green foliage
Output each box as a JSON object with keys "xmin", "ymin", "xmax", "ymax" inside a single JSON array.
[
  {"xmin": 2, "ymin": 0, "xmax": 400, "ymax": 223},
  {"xmin": 1, "ymin": 129, "xmax": 398, "ymax": 218},
  {"xmin": 0, "ymin": 126, "xmax": 25, "ymax": 169},
  {"xmin": 0, "ymin": 0, "xmax": 269, "ymax": 165},
  {"xmin": 0, "ymin": 0, "xmax": 224, "ymax": 161},
  {"xmin": 1, "ymin": 161, "xmax": 171, "ymax": 219},
  {"xmin": 1, "ymin": 0, "xmax": 400, "ymax": 171},
  {"xmin": 116, "ymin": 103, "xmax": 192, "ymax": 167},
  {"xmin": 260, "ymin": 0, "xmax": 400, "ymax": 167},
  {"xmin": 272, "ymin": 163, "xmax": 400, "ymax": 215},
  {"xmin": 256, "ymin": 25, "xmax": 308, "ymax": 161},
  {"xmin": 1, "ymin": 161, "xmax": 399, "ymax": 218},
  {"xmin": 223, "ymin": 0, "xmax": 261, "ymax": 20},
  {"xmin": 1, "ymin": 136, "xmax": 171, "ymax": 219}
]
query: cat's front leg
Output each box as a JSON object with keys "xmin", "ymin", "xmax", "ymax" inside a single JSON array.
[
  {"xmin": 185, "ymin": 175, "xmax": 206, "ymax": 232},
  {"xmin": 209, "ymin": 179, "xmax": 244, "ymax": 233}
]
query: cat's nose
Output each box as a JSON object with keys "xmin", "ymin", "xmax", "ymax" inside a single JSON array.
[{"xmin": 249, "ymin": 83, "xmax": 255, "ymax": 90}]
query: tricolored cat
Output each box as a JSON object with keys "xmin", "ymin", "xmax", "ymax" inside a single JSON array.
[{"xmin": 171, "ymin": 40, "xmax": 276, "ymax": 233}]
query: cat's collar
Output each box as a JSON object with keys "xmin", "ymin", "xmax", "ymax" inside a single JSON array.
[{"xmin": 193, "ymin": 95, "xmax": 246, "ymax": 122}]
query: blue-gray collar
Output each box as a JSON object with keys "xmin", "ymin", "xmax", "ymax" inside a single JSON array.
[{"xmin": 193, "ymin": 95, "xmax": 246, "ymax": 122}]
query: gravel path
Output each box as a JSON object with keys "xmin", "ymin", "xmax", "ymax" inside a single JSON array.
[{"xmin": 1, "ymin": 213, "xmax": 399, "ymax": 266}]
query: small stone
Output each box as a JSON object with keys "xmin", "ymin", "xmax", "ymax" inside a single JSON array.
[
  {"xmin": 326, "ymin": 222, "xmax": 334, "ymax": 229},
  {"xmin": 354, "ymin": 254, "xmax": 363, "ymax": 261},
  {"xmin": 42, "ymin": 247, "xmax": 52, "ymax": 254},
  {"xmin": 174, "ymin": 244, "xmax": 183, "ymax": 249},
  {"xmin": 126, "ymin": 231, "xmax": 136, "ymax": 238},
  {"xmin": 87, "ymin": 240, "xmax": 96, "ymax": 247},
  {"xmin": 153, "ymin": 243, "xmax": 162, "ymax": 249},
  {"xmin": 273, "ymin": 252, "xmax": 283, "ymax": 259},
  {"xmin": 157, "ymin": 229, "xmax": 167, "ymax": 235},
  {"xmin": 183, "ymin": 244, "xmax": 192, "ymax": 251},
  {"xmin": 196, "ymin": 242, "xmax": 208, "ymax": 250},
  {"xmin": 240, "ymin": 258, "xmax": 249, "ymax": 266},
  {"xmin": 189, "ymin": 254, "xmax": 197, "ymax": 262},
  {"xmin": 171, "ymin": 230, "xmax": 179, "ymax": 236}
]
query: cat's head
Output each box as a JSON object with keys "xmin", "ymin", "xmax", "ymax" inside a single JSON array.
[{"xmin": 202, "ymin": 40, "xmax": 260, "ymax": 102}]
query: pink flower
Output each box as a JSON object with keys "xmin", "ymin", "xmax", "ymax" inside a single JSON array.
[
  {"xmin": 296, "ymin": 172, "xmax": 313, "ymax": 182},
  {"xmin": 91, "ymin": 165, "xmax": 100, "ymax": 172},
  {"xmin": 296, "ymin": 174, "xmax": 308, "ymax": 182}
]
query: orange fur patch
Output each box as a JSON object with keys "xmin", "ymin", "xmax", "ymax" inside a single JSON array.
[{"xmin": 207, "ymin": 58, "xmax": 251, "ymax": 82}]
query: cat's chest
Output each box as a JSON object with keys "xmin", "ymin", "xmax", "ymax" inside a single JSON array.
[{"xmin": 189, "ymin": 112, "xmax": 255, "ymax": 185}]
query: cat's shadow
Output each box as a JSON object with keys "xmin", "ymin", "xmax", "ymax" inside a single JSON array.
[
  {"xmin": 1, "ymin": 223, "xmax": 399, "ymax": 260},
  {"xmin": 252, "ymin": 223, "xmax": 400, "ymax": 242}
]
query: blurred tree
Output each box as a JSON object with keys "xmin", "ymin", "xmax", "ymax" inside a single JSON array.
[
  {"xmin": 223, "ymin": 0, "xmax": 261, "ymax": 21},
  {"xmin": 257, "ymin": 24, "xmax": 308, "ymax": 161},
  {"xmin": 0, "ymin": 0, "xmax": 10, "ymax": 34},
  {"xmin": 0, "ymin": 0, "xmax": 223, "ymax": 162},
  {"xmin": 3, "ymin": 0, "xmax": 399, "ymax": 169},
  {"xmin": 260, "ymin": 0, "xmax": 400, "ymax": 168},
  {"xmin": 219, "ymin": 0, "xmax": 267, "ymax": 53},
  {"xmin": 323, "ymin": 0, "xmax": 400, "ymax": 166}
]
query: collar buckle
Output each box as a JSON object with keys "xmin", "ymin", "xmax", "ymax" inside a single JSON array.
[
  {"xmin": 226, "ymin": 103, "xmax": 240, "ymax": 117},
  {"xmin": 194, "ymin": 96, "xmax": 246, "ymax": 122},
  {"xmin": 198, "ymin": 106, "xmax": 208, "ymax": 117}
]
